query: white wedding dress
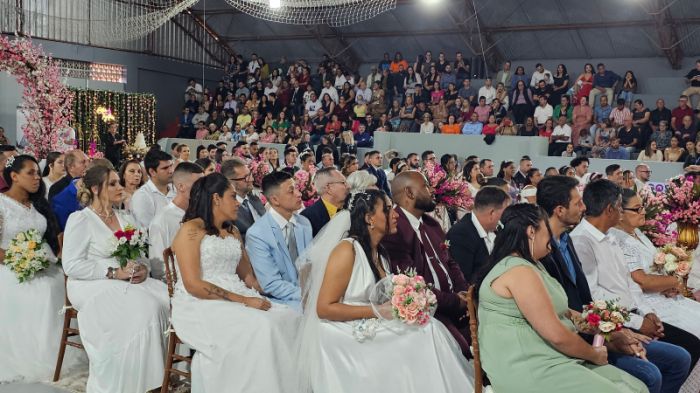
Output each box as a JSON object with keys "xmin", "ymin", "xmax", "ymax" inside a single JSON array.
[
  {"xmin": 302, "ymin": 238, "xmax": 475, "ymax": 393},
  {"xmin": 63, "ymin": 209, "xmax": 169, "ymax": 393},
  {"xmin": 611, "ymin": 228, "xmax": 700, "ymax": 393},
  {"xmin": 171, "ymin": 234, "xmax": 301, "ymax": 393},
  {"xmin": 0, "ymin": 194, "xmax": 84, "ymax": 382}
]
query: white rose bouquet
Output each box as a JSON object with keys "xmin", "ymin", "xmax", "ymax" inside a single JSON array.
[{"xmin": 4, "ymin": 229, "xmax": 51, "ymax": 283}]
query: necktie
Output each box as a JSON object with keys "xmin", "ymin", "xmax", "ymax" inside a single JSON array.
[
  {"xmin": 240, "ymin": 199, "xmax": 254, "ymax": 222},
  {"xmin": 286, "ymin": 222, "xmax": 298, "ymax": 263},
  {"xmin": 418, "ymin": 223, "xmax": 452, "ymax": 291}
]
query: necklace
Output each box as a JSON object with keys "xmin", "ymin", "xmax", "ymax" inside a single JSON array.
[{"xmin": 90, "ymin": 206, "xmax": 115, "ymax": 221}]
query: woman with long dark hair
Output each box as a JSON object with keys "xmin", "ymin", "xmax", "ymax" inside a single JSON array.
[
  {"xmin": 296, "ymin": 189, "xmax": 474, "ymax": 392},
  {"xmin": 0, "ymin": 155, "xmax": 82, "ymax": 382},
  {"xmin": 511, "ymin": 79, "xmax": 535, "ymax": 125},
  {"xmin": 497, "ymin": 160, "xmax": 519, "ymax": 201},
  {"xmin": 42, "ymin": 151, "xmax": 65, "ymax": 198},
  {"xmin": 477, "ymin": 204, "xmax": 646, "ymax": 393},
  {"xmin": 171, "ymin": 173, "xmax": 299, "ymax": 392},
  {"xmin": 62, "ymin": 165, "xmax": 169, "ymax": 392}
]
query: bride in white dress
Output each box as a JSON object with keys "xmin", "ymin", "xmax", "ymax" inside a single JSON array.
[
  {"xmin": 171, "ymin": 173, "xmax": 300, "ymax": 393},
  {"xmin": 0, "ymin": 155, "xmax": 83, "ymax": 382},
  {"xmin": 296, "ymin": 189, "xmax": 474, "ymax": 393},
  {"xmin": 610, "ymin": 189, "xmax": 700, "ymax": 393},
  {"xmin": 63, "ymin": 166, "xmax": 169, "ymax": 393}
]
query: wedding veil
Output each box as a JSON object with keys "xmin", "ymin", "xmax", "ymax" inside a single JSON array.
[{"xmin": 294, "ymin": 209, "xmax": 351, "ymax": 392}]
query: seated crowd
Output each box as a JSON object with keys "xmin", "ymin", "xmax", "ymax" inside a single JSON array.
[
  {"xmin": 1, "ymin": 130, "xmax": 700, "ymax": 393},
  {"xmin": 177, "ymin": 52, "xmax": 700, "ymax": 164}
]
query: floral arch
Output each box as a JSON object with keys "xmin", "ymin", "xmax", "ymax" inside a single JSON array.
[{"xmin": 0, "ymin": 36, "xmax": 73, "ymax": 159}]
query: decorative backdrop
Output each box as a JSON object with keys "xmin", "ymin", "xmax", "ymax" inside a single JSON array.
[
  {"xmin": 0, "ymin": 36, "xmax": 73, "ymax": 158},
  {"xmin": 70, "ymin": 88, "xmax": 157, "ymax": 152}
]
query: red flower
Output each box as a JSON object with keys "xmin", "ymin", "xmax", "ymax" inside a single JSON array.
[
  {"xmin": 114, "ymin": 230, "xmax": 124, "ymax": 238},
  {"xmin": 586, "ymin": 313, "xmax": 601, "ymax": 327},
  {"xmin": 123, "ymin": 229, "xmax": 135, "ymax": 241}
]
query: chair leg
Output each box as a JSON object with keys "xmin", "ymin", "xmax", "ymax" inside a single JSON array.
[
  {"xmin": 160, "ymin": 332, "xmax": 177, "ymax": 393},
  {"xmin": 52, "ymin": 313, "xmax": 72, "ymax": 382}
]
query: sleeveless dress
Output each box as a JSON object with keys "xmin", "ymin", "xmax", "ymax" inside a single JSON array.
[
  {"xmin": 171, "ymin": 235, "xmax": 300, "ymax": 393},
  {"xmin": 0, "ymin": 194, "xmax": 83, "ymax": 382},
  {"xmin": 63, "ymin": 209, "xmax": 170, "ymax": 393},
  {"xmin": 478, "ymin": 256, "xmax": 647, "ymax": 393},
  {"xmin": 312, "ymin": 239, "xmax": 474, "ymax": 392}
]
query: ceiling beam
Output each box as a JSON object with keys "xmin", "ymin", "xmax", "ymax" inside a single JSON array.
[
  {"xmin": 651, "ymin": 0, "xmax": 683, "ymax": 69},
  {"xmin": 220, "ymin": 17, "xmax": 700, "ymax": 42},
  {"xmin": 170, "ymin": 16, "xmax": 225, "ymax": 66},
  {"xmin": 452, "ymin": 0, "xmax": 504, "ymax": 76},
  {"xmin": 183, "ymin": 10, "xmax": 238, "ymax": 58}
]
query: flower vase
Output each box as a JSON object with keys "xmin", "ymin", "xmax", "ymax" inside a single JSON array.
[
  {"xmin": 593, "ymin": 334, "xmax": 605, "ymax": 347},
  {"xmin": 677, "ymin": 221, "xmax": 699, "ymax": 251}
]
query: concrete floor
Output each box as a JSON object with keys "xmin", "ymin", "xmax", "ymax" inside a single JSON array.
[{"xmin": 0, "ymin": 383, "xmax": 70, "ymax": 393}]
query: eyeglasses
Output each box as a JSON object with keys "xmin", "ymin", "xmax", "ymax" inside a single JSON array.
[
  {"xmin": 622, "ymin": 206, "xmax": 645, "ymax": 214},
  {"xmin": 228, "ymin": 173, "xmax": 253, "ymax": 182}
]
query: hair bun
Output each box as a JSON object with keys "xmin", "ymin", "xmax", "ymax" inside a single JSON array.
[{"xmin": 76, "ymin": 180, "xmax": 93, "ymax": 207}]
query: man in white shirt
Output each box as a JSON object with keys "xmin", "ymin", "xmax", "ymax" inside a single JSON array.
[
  {"xmin": 549, "ymin": 115, "xmax": 572, "ymax": 156},
  {"xmin": 131, "ymin": 149, "xmax": 175, "ymax": 229},
  {"xmin": 320, "ymin": 80, "xmax": 339, "ymax": 104},
  {"xmin": 478, "ymin": 78, "xmax": 497, "ymax": 104},
  {"xmin": 223, "ymin": 92, "xmax": 237, "ymax": 113},
  {"xmin": 354, "ymin": 80, "xmax": 372, "ymax": 105},
  {"xmin": 634, "ymin": 164, "xmax": 651, "ymax": 192},
  {"xmin": 305, "ymin": 92, "xmax": 321, "ymax": 118},
  {"xmin": 247, "ymin": 53, "xmax": 260, "ymax": 74},
  {"xmin": 366, "ymin": 66, "xmax": 382, "ymax": 88},
  {"xmin": 148, "ymin": 162, "xmax": 203, "ymax": 279},
  {"xmin": 571, "ymin": 157, "xmax": 589, "ymax": 185},
  {"xmin": 530, "ymin": 63, "xmax": 553, "ymax": 87},
  {"xmin": 191, "ymin": 106, "xmax": 209, "ymax": 126},
  {"xmin": 533, "ymin": 96, "xmax": 553, "ymax": 127},
  {"xmin": 571, "ymin": 179, "xmax": 700, "ymax": 363}
]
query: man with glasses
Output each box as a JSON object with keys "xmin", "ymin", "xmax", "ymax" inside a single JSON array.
[
  {"xmin": 301, "ymin": 167, "xmax": 349, "ymax": 236},
  {"xmin": 421, "ymin": 150, "xmax": 436, "ymax": 168},
  {"xmin": 222, "ymin": 158, "xmax": 267, "ymax": 238},
  {"xmin": 633, "ymin": 164, "xmax": 651, "ymax": 192},
  {"xmin": 671, "ymin": 95, "xmax": 694, "ymax": 131}
]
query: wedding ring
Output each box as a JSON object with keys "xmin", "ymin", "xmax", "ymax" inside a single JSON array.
[{"xmin": 635, "ymin": 352, "xmax": 641, "ymax": 357}]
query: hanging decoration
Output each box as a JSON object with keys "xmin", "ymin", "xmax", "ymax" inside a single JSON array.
[
  {"xmin": 70, "ymin": 88, "xmax": 156, "ymax": 154},
  {"xmin": 0, "ymin": 36, "xmax": 73, "ymax": 159}
]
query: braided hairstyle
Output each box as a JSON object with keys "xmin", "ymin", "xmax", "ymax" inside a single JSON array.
[
  {"xmin": 345, "ymin": 189, "xmax": 391, "ymax": 281},
  {"xmin": 4, "ymin": 155, "xmax": 60, "ymax": 254}
]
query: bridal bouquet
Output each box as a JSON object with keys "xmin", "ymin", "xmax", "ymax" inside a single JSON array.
[
  {"xmin": 653, "ymin": 245, "xmax": 692, "ymax": 278},
  {"xmin": 422, "ymin": 161, "xmax": 474, "ymax": 211},
  {"xmin": 582, "ymin": 299, "xmax": 630, "ymax": 346},
  {"xmin": 110, "ymin": 225, "xmax": 148, "ymax": 268},
  {"xmin": 4, "ymin": 229, "xmax": 50, "ymax": 283},
  {"xmin": 371, "ymin": 268, "xmax": 437, "ymax": 327}
]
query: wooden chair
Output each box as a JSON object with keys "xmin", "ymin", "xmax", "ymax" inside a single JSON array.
[
  {"xmin": 465, "ymin": 285, "xmax": 483, "ymax": 393},
  {"xmin": 53, "ymin": 233, "xmax": 84, "ymax": 382},
  {"xmin": 161, "ymin": 247, "xmax": 193, "ymax": 393}
]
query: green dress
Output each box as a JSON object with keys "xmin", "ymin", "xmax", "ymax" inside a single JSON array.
[{"xmin": 477, "ymin": 256, "xmax": 648, "ymax": 393}]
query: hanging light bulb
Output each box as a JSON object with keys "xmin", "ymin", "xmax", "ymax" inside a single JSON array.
[{"xmin": 269, "ymin": 0, "xmax": 281, "ymax": 9}]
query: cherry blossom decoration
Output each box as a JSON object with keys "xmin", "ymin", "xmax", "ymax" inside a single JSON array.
[{"xmin": 0, "ymin": 36, "xmax": 73, "ymax": 159}]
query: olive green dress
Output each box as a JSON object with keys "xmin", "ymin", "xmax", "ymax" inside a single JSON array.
[{"xmin": 478, "ymin": 256, "xmax": 648, "ymax": 393}]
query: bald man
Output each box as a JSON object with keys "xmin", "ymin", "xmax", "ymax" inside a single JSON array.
[{"xmin": 381, "ymin": 171, "xmax": 471, "ymax": 358}]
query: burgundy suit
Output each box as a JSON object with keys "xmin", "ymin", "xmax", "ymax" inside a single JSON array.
[{"xmin": 381, "ymin": 207, "xmax": 471, "ymax": 358}]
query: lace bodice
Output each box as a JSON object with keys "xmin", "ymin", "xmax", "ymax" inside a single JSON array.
[
  {"xmin": 175, "ymin": 235, "xmax": 259, "ymax": 299},
  {"xmin": 0, "ymin": 194, "xmax": 48, "ymax": 250}
]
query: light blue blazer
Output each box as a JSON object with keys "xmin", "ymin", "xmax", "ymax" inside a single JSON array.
[{"xmin": 245, "ymin": 211, "xmax": 312, "ymax": 309}]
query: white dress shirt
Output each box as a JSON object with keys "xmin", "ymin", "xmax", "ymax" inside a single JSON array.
[
  {"xmin": 533, "ymin": 104, "xmax": 554, "ymax": 125},
  {"xmin": 552, "ymin": 124, "xmax": 572, "ymax": 144},
  {"xmin": 130, "ymin": 180, "xmax": 175, "ymax": 230},
  {"xmin": 570, "ymin": 219, "xmax": 656, "ymax": 330},
  {"xmin": 320, "ymin": 87, "xmax": 339, "ymax": 104},
  {"xmin": 471, "ymin": 212, "xmax": 496, "ymax": 254},
  {"xmin": 237, "ymin": 194, "xmax": 262, "ymax": 221},
  {"xmin": 478, "ymin": 86, "xmax": 497, "ymax": 104},
  {"xmin": 401, "ymin": 208, "xmax": 453, "ymax": 290},
  {"xmin": 530, "ymin": 69, "xmax": 553, "ymax": 87},
  {"xmin": 269, "ymin": 207, "xmax": 296, "ymax": 243},
  {"xmin": 148, "ymin": 202, "xmax": 185, "ymax": 279}
]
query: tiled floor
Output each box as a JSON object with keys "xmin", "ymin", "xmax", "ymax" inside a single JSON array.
[{"xmin": 0, "ymin": 383, "xmax": 70, "ymax": 393}]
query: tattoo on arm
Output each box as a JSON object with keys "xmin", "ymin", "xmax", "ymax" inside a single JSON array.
[{"xmin": 204, "ymin": 285, "xmax": 233, "ymax": 302}]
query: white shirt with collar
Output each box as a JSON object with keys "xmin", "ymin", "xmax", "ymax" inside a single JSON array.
[
  {"xmin": 471, "ymin": 212, "xmax": 496, "ymax": 254},
  {"xmin": 570, "ymin": 218, "xmax": 656, "ymax": 330},
  {"xmin": 237, "ymin": 194, "xmax": 262, "ymax": 221},
  {"xmin": 130, "ymin": 180, "xmax": 175, "ymax": 230},
  {"xmin": 320, "ymin": 87, "xmax": 339, "ymax": 104},
  {"xmin": 269, "ymin": 207, "xmax": 296, "ymax": 243},
  {"xmin": 148, "ymin": 201, "xmax": 185, "ymax": 279},
  {"xmin": 401, "ymin": 207, "xmax": 452, "ymax": 291},
  {"xmin": 478, "ymin": 86, "xmax": 496, "ymax": 104}
]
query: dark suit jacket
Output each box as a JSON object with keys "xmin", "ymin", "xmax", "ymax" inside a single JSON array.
[
  {"xmin": 234, "ymin": 193, "xmax": 267, "ymax": 239},
  {"xmin": 363, "ymin": 164, "xmax": 391, "ymax": 196},
  {"xmin": 300, "ymin": 198, "xmax": 331, "ymax": 237},
  {"xmin": 541, "ymin": 236, "xmax": 592, "ymax": 312},
  {"xmin": 48, "ymin": 175, "xmax": 74, "ymax": 201},
  {"xmin": 446, "ymin": 213, "xmax": 491, "ymax": 284},
  {"xmin": 382, "ymin": 207, "xmax": 470, "ymax": 356}
]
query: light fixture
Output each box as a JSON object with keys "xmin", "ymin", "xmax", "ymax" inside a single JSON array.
[{"xmin": 269, "ymin": 0, "xmax": 281, "ymax": 9}]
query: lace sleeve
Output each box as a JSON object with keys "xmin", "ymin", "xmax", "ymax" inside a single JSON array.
[{"xmin": 618, "ymin": 236, "xmax": 646, "ymax": 273}]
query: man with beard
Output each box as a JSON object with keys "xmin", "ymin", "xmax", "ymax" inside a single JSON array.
[
  {"xmin": 382, "ymin": 171, "xmax": 472, "ymax": 358},
  {"xmin": 406, "ymin": 153, "xmax": 420, "ymax": 170},
  {"xmin": 539, "ymin": 176, "xmax": 693, "ymax": 393}
]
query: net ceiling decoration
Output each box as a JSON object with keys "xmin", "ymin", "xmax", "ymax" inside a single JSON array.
[
  {"xmin": 222, "ymin": 0, "xmax": 396, "ymax": 27},
  {"xmin": 89, "ymin": 0, "xmax": 199, "ymax": 44}
]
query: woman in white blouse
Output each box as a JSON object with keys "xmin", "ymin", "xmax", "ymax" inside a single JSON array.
[
  {"xmin": 41, "ymin": 151, "xmax": 65, "ymax": 199},
  {"xmin": 637, "ymin": 140, "xmax": 664, "ymax": 162},
  {"xmin": 419, "ymin": 113, "xmax": 435, "ymax": 134},
  {"xmin": 63, "ymin": 165, "xmax": 169, "ymax": 393}
]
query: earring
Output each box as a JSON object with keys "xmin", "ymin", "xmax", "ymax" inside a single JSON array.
[
  {"xmin": 369, "ymin": 222, "xmax": 375, "ymax": 230},
  {"xmin": 529, "ymin": 238, "xmax": 535, "ymax": 257}
]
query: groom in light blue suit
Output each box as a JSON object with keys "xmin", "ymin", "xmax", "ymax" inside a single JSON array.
[{"xmin": 246, "ymin": 171, "xmax": 312, "ymax": 310}]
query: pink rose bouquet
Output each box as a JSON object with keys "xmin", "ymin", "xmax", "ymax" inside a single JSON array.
[
  {"xmin": 653, "ymin": 244, "xmax": 693, "ymax": 278},
  {"xmin": 582, "ymin": 299, "xmax": 630, "ymax": 346},
  {"xmin": 422, "ymin": 161, "xmax": 474, "ymax": 211},
  {"xmin": 389, "ymin": 270, "xmax": 437, "ymax": 326}
]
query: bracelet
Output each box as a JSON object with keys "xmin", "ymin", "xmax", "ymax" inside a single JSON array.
[{"xmin": 106, "ymin": 267, "xmax": 115, "ymax": 279}]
